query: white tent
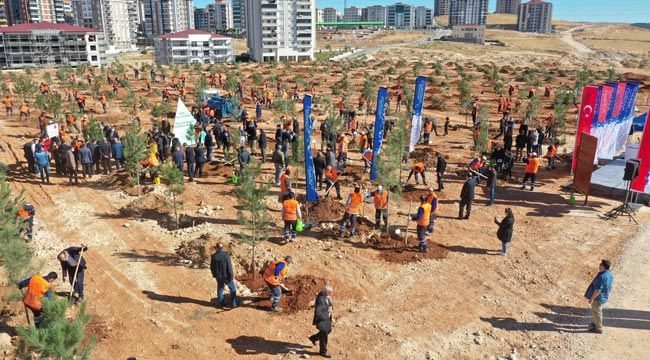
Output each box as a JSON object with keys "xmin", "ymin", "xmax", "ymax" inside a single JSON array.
[{"xmin": 172, "ymin": 99, "xmax": 197, "ymax": 145}]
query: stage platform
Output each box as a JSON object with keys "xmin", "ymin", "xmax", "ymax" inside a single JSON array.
[{"xmin": 590, "ymin": 158, "xmax": 650, "ymax": 204}]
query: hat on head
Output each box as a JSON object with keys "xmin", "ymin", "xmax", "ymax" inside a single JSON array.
[{"xmin": 284, "ymin": 255, "xmax": 294, "ymax": 264}]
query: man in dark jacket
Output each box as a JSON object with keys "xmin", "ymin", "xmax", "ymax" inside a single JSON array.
[
  {"xmin": 494, "ymin": 208, "xmax": 514, "ymax": 255},
  {"xmin": 435, "ymin": 152, "xmax": 447, "ymax": 191},
  {"xmin": 204, "ymin": 130, "xmax": 214, "ymax": 162},
  {"xmin": 23, "ymin": 139, "xmax": 37, "ymax": 173},
  {"xmin": 458, "ymin": 176, "xmax": 477, "ymax": 220},
  {"xmin": 486, "ymin": 164, "xmax": 497, "ymax": 206},
  {"xmin": 212, "ymin": 120, "xmax": 222, "ymax": 149},
  {"xmin": 210, "ymin": 243, "xmax": 237, "ymax": 308},
  {"xmin": 79, "ymin": 143, "xmax": 93, "ymax": 179},
  {"xmin": 87, "ymin": 141, "xmax": 100, "ymax": 174},
  {"xmin": 308, "ymin": 284, "xmax": 333, "ymax": 358},
  {"xmin": 185, "ymin": 144, "xmax": 195, "ymax": 181},
  {"xmin": 258, "ymin": 129, "xmax": 268, "ymax": 162},
  {"xmin": 313, "ymin": 151, "xmax": 327, "ymax": 190},
  {"xmin": 194, "ymin": 143, "xmax": 207, "ymax": 178},
  {"xmin": 98, "ymin": 140, "xmax": 112, "ymax": 174},
  {"xmin": 57, "ymin": 246, "xmax": 88, "ymax": 304},
  {"xmin": 237, "ymin": 146, "xmax": 250, "ymax": 170},
  {"xmin": 112, "ymin": 139, "xmax": 124, "ymax": 170},
  {"xmin": 172, "ymin": 146, "xmax": 184, "ymax": 172}
]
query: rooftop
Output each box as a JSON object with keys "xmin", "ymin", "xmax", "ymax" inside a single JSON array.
[
  {"xmin": 0, "ymin": 22, "xmax": 99, "ymax": 33},
  {"xmin": 159, "ymin": 29, "xmax": 231, "ymax": 40}
]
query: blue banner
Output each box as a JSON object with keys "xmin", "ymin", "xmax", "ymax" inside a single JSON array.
[
  {"xmin": 370, "ymin": 87, "xmax": 388, "ymax": 181},
  {"xmin": 303, "ymin": 96, "xmax": 319, "ymax": 202},
  {"xmin": 408, "ymin": 76, "xmax": 427, "ymax": 152}
]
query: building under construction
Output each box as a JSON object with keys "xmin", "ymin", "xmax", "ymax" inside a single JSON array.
[{"xmin": 0, "ymin": 22, "xmax": 106, "ymax": 69}]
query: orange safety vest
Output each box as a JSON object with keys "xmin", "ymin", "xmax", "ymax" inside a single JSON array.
[
  {"xmin": 525, "ymin": 157, "xmax": 540, "ymax": 173},
  {"xmin": 23, "ymin": 275, "xmax": 50, "ymax": 310},
  {"xmin": 325, "ymin": 168, "xmax": 338, "ymax": 182},
  {"xmin": 359, "ymin": 136, "xmax": 367, "ymax": 150},
  {"xmin": 262, "ymin": 261, "xmax": 287, "ymax": 286},
  {"xmin": 346, "ymin": 193, "xmax": 363, "ymax": 214},
  {"xmin": 338, "ymin": 138, "xmax": 348, "ymax": 154},
  {"xmin": 427, "ymin": 192, "xmax": 438, "ymax": 212},
  {"xmin": 66, "ymin": 114, "xmax": 76, "ymax": 125},
  {"xmin": 413, "ymin": 163, "xmax": 426, "ymax": 172},
  {"xmin": 546, "ymin": 145, "xmax": 557, "ymax": 158},
  {"xmin": 362, "ymin": 151, "xmax": 373, "ymax": 162},
  {"xmin": 417, "ymin": 203, "xmax": 432, "ymax": 227},
  {"xmin": 280, "ymin": 173, "xmax": 289, "ymax": 193},
  {"xmin": 20, "ymin": 104, "xmax": 29, "ymax": 113},
  {"xmin": 373, "ymin": 191, "xmax": 388, "ymax": 209},
  {"xmin": 3, "ymin": 98, "xmax": 12, "ymax": 107},
  {"xmin": 424, "ymin": 121, "xmax": 433, "ymax": 132},
  {"xmin": 283, "ymin": 199, "xmax": 299, "ymax": 221},
  {"xmin": 17, "ymin": 207, "xmax": 30, "ymax": 220}
]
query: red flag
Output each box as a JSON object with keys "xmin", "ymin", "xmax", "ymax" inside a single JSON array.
[
  {"xmin": 572, "ymin": 86, "xmax": 599, "ymax": 171},
  {"xmin": 631, "ymin": 123, "xmax": 650, "ymax": 192}
]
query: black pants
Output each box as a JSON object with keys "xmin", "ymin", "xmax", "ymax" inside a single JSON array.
[
  {"xmin": 283, "ymin": 220, "xmax": 297, "ymax": 241},
  {"xmin": 325, "ymin": 179, "xmax": 341, "ymax": 198},
  {"xmin": 436, "ymin": 172, "xmax": 444, "ymax": 190},
  {"xmin": 459, "ymin": 201, "xmax": 472, "ymax": 219},
  {"xmin": 81, "ymin": 163, "xmax": 93, "ymax": 178},
  {"xmin": 309, "ymin": 330, "xmax": 330, "ymax": 355},
  {"xmin": 316, "ymin": 172, "xmax": 323, "ymax": 189},
  {"xmin": 375, "ymin": 208, "xmax": 388, "ymax": 228},
  {"xmin": 102, "ymin": 157, "xmax": 111, "ymax": 174},
  {"xmin": 68, "ymin": 167, "xmax": 79, "ymax": 184},
  {"xmin": 523, "ymin": 173, "xmax": 536, "ymax": 187},
  {"xmin": 195, "ymin": 162, "xmax": 204, "ymax": 177}
]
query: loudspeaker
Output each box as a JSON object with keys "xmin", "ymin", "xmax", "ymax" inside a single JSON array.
[{"xmin": 623, "ymin": 159, "xmax": 640, "ymax": 181}]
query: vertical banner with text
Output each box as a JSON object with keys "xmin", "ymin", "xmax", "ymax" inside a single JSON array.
[
  {"xmin": 631, "ymin": 118, "xmax": 650, "ymax": 193},
  {"xmin": 370, "ymin": 87, "xmax": 388, "ymax": 181},
  {"xmin": 303, "ymin": 95, "xmax": 319, "ymax": 202},
  {"xmin": 408, "ymin": 76, "xmax": 427, "ymax": 153}
]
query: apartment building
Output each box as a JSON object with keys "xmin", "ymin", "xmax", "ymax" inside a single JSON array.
[
  {"xmin": 154, "ymin": 29, "xmax": 233, "ymax": 64},
  {"xmin": 361, "ymin": 5, "xmax": 386, "ymax": 24},
  {"xmin": 386, "ymin": 2, "xmax": 415, "ymax": 29},
  {"xmin": 414, "ymin": 6, "xmax": 433, "ymax": 28},
  {"xmin": 517, "ymin": 0, "xmax": 552, "ymax": 33},
  {"xmin": 496, "ymin": 0, "xmax": 520, "ymax": 14},
  {"xmin": 449, "ymin": 0, "xmax": 488, "ymax": 26}
]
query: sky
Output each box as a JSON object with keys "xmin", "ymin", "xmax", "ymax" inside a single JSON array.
[{"xmin": 194, "ymin": 0, "xmax": 650, "ymax": 24}]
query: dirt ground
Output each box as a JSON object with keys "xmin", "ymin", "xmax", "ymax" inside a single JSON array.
[{"xmin": 1, "ymin": 22, "xmax": 649, "ymax": 360}]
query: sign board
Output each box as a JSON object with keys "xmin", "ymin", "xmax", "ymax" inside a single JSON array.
[
  {"xmin": 573, "ymin": 133, "xmax": 598, "ymax": 205},
  {"xmin": 46, "ymin": 123, "xmax": 59, "ymax": 139},
  {"xmin": 172, "ymin": 99, "xmax": 197, "ymax": 146}
]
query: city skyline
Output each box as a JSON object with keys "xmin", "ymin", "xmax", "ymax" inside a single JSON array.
[{"xmin": 194, "ymin": 0, "xmax": 650, "ymax": 24}]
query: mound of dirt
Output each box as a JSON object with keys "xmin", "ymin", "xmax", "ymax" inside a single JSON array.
[
  {"xmin": 120, "ymin": 193, "xmax": 207, "ymax": 230},
  {"xmin": 367, "ymin": 233, "xmax": 448, "ymax": 264},
  {"xmin": 240, "ymin": 274, "xmax": 327, "ymax": 314},
  {"xmin": 306, "ymin": 197, "xmax": 344, "ymax": 223},
  {"xmin": 175, "ymin": 233, "xmax": 215, "ymax": 268},
  {"xmin": 410, "ymin": 147, "xmax": 436, "ymax": 168}
]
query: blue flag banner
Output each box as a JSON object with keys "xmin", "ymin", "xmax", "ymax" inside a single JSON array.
[
  {"xmin": 370, "ymin": 87, "xmax": 388, "ymax": 181},
  {"xmin": 303, "ymin": 96, "xmax": 319, "ymax": 202},
  {"xmin": 409, "ymin": 76, "xmax": 427, "ymax": 152}
]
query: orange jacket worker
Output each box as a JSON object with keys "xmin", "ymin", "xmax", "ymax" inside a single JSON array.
[
  {"xmin": 262, "ymin": 255, "xmax": 294, "ymax": 312},
  {"xmin": 339, "ymin": 185, "xmax": 363, "ymax": 237},
  {"xmin": 281, "ymin": 193, "xmax": 302, "ymax": 243},
  {"xmin": 18, "ymin": 272, "xmax": 57, "ymax": 327}
]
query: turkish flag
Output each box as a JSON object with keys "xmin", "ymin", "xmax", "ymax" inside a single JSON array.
[
  {"xmin": 631, "ymin": 120, "xmax": 650, "ymax": 192},
  {"xmin": 572, "ymin": 86, "xmax": 599, "ymax": 171}
]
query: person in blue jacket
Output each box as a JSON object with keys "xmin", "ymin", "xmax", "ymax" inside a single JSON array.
[
  {"xmin": 34, "ymin": 144, "xmax": 50, "ymax": 183},
  {"xmin": 584, "ymin": 259, "xmax": 614, "ymax": 334}
]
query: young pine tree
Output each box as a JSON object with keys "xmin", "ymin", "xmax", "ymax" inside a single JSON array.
[
  {"xmin": 84, "ymin": 116, "xmax": 104, "ymax": 143},
  {"xmin": 17, "ymin": 298, "xmax": 95, "ymax": 360},
  {"xmin": 159, "ymin": 161, "xmax": 185, "ymax": 229},
  {"xmin": 0, "ymin": 172, "xmax": 33, "ymax": 283},
  {"xmin": 123, "ymin": 124, "xmax": 147, "ymax": 185},
  {"xmin": 234, "ymin": 161, "xmax": 272, "ymax": 275}
]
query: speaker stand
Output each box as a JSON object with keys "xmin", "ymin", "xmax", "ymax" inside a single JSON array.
[{"xmin": 603, "ymin": 180, "xmax": 638, "ymax": 224}]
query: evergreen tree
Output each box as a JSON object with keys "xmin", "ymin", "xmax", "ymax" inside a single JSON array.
[
  {"xmin": 84, "ymin": 116, "xmax": 104, "ymax": 143},
  {"xmin": 474, "ymin": 106, "xmax": 490, "ymax": 154},
  {"xmin": 0, "ymin": 172, "xmax": 33, "ymax": 283},
  {"xmin": 376, "ymin": 116, "xmax": 409, "ymax": 233},
  {"xmin": 234, "ymin": 162, "xmax": 272, "ymax": 275},
  {"xmin": 14, "ymin": 74, "xmax": 38, "ymax": 102},
  {"xmin": 123, "ymin": 124, "xmax": 147, "ymax": 185},
  {"xmin": 17, "ymin": 298, "xmax": 95, "ymax": 360},
  {"xmin": 159, "ymin": 161, "xmax": 185, "ymax": 229}
]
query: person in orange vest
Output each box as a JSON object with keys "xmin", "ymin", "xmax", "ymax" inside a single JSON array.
[
  {"xmin": 279, "ymin": 168, "xmax": 292, "ymax": 201},
  {"xmin": 406, "ymin": 162, "xmax": 427, "ymax": 186},
  {"xmin": 528, "ymin": 87, "xmax": 536, "ymax": 99},
  {"xmin": 86, "ymin": 74, "xmax": 93, "ymax": 85},
  {"xmin": 358, "ymin": 131, "xmax": 368, "ymax": 152},
  {"xmin": 497, "ymin": 95, "xmax": 504, "ymax": 113},
  {"xmin": 338, "ymin": 185, "xmax": 363, "ymax": 237},
  {"xmin": 425, "ymin": 188, "xmax": 438, "ymax": 235},
  {"xmin": 522, "ymin": 152, "xmax": 540, "ymax": 191},
  {"xmin": 99, "ymin": 93, "xmax": 107, "ymax": 114},
  {"xmin": 423, "ymin": 118, "xmax": 433, "ymax": 144},
  {"xmin": 18, "ymin": 272, "xmax": 58, "ymax": 327},
  {"xmin": 369, "ymin": 185, "xmax": 389, "ymax": 230},
  {"xmin": 3, "ymin": 95, "xmax": 13, "ymax": 116},
  {"xmin": 281, "ymin": 192, "xmax": 302, "ymax": 243},
  {"xmin": 508, "ymin": 84, "xmax": 515, "ymax": 98},
  {"xmin": 411, "ymin": 195, "xmax": 432, "ymax": 253},
  {"xmin": 17, "ymin": 204, "xmax": 35, "ymax": 241},
  {"xmin": 324, "ymin": 165, "xmax": 341, "ymax": 199},
  {"xmin": 337, "ymin": 99, "xmax": 345, "ymax": 117},
  {"xmin": 19, "ymin": 102, "xmax": 30, "ymax": 121},
  {"xmin": 545, "ymin": 141, "xmax": 559, "ymax": 170},
  {"xmin": 76, "ymin": 94, "xmax": 86, "ymax": 112},
  {"xmin": 261, "ymin": 255, "xmax": 294, "ymax": 312},
  {"xmin": 336, "ymin": 133, "xmax": 349, "ymax": 167}
]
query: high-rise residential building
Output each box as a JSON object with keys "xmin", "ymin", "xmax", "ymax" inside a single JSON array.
[
  {"xmin": 343, "ymin": 6, "xmax": 361, "ymax": 22},
  {"xmin": 232, "ymin": 0, "xmax": 245, "ymax": 31},
  {"xmin": 72, "ymin": 0, "xmax": 140, "ymax": 50},
  {"xmin": 361, "ymin": 5, "xmax": 386, "ymax": 24},
  {"xmin": 517, "ymin": 0, "xmax": 552, "ymax": 33},
  {"xmin": 71, "ymin": 0, "xmax": 100, "ymax": 28},
  {"xmin": 434, "ymin": 0, "xmax": 450, "ymax": 17},
  {"xmin": 0, "ymin": 22, "xmax": 106, "ymax": 68},
  {"xmin": 143, "ymin": 0, "xmax": 193, "ymax": 38},
  {"xmin": 154, "ymin": 29, "xmax": 234, "ymax": 64},
  {"xmin": 194, "ymin": 7, "xmax": 208, "ymax": 30},
  {"xmin": 207, "ymin": 0, "xmax": 232, "ymax": 32},
  {"xmin": 386, "ymin": 2, "xmax": 415, "ymax": 29},
  {"xmin": 246, "ymin": 0, "xmax": 315, "ymax": 62},
  {"xmin": 449, "ymin": 0, "xmax": 488, "ymax": 26},
  {"xmin": 316, "ymin": 8, "xmax": 323, "ymax": 23},
  {"xmin": 414, "ymin": 6, "xmax": 433, "ymax": 28},
  {"xmin": 322, "ymin": 7, "xmax": 337, "ymax": 22},
  {"xmin": 496, "ymin": 0, "xmax": 520, "ymax": 14},
  {"xmin": 0, "ymin": 1, "xmax": 10, "ymax": 26}
]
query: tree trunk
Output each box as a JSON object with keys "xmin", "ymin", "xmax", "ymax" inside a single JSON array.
[
  {"xmin": 173, "ymin": 193, "xmax": 179, "ymax": 230},
  {"xmin": 251, "ymin": 214, "xmax": 256, "ymax": 276}
]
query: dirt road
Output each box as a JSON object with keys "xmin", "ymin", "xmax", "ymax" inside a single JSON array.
[{"xmin": 561, "ymin": 27, "xmax": 595, "ymax": 55}]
